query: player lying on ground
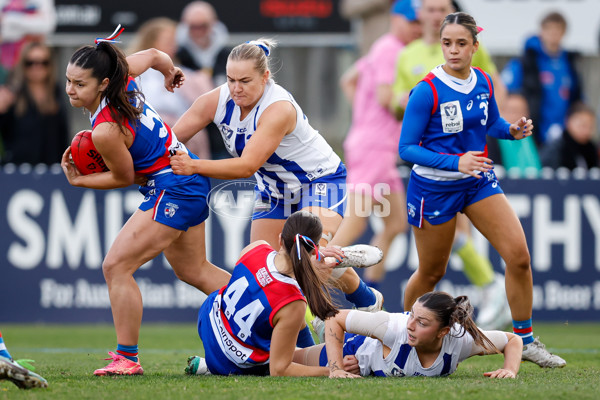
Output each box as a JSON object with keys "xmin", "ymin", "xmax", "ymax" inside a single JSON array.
[{"xmin": 296, "ymin": 291, "xmax": 521, "ymax": 378}]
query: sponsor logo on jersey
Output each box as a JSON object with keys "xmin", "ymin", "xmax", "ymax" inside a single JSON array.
[
  {"xmin": 164, "ymin": 202, "xmax": 179, "ymax": 218},
  {"xmin": 306, "ymin": 164, "xmax": 325, "ymax": 181},
  {"xmin": 168, "ymin": 141, "xmax": 185, "ymax": 156},
  {"xmin": 440, "ymin": 100, "xmax": 463, "ymax": 133},
  {"xmin": 142, "ymin": 188, "xmax": 156, "ymax": 202},
  {"xmin": 209, "ymin": 297, "xmax": 253, "ymax": 364},
  {"xmin": 466, "ymin": 100, "xmax": 473, "ymax": 110},
  {"xmin": 221, "ymin": 126, "xmax": 234, "ymax": 141},
  {"xmin": 256, "ymin": 267, "xmax": 273, "ymax": 287},
  {"xmin": 314, "ymin": 183, "xmax": 327, "ymax": 196},
  {"xmin": 484, "ymin": 171, "xmax": 498, "ymax": 188}
]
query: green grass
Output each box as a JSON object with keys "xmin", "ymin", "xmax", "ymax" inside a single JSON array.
[{"xmin": 1, "ymin": 322, "xmax": 599, "ymax": 399}]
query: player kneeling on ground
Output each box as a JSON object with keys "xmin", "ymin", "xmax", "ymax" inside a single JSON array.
[{"xmin": 186, "ymin": 211, "xmax": 358, "ymax": 377}]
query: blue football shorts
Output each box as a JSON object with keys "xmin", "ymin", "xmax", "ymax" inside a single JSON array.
[
  {"xmin": 252, "ymin": 164, "xmax": 348, "ymax": 220},
  {"xmin": 138, "ymin": 169, "xmax": 210, "ymax": 231},
  {"xmin": 405, "ymin": 169, "xmax": 504, "ymax": 227}
]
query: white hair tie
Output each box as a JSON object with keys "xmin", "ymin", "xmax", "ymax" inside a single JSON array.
[{"xmin": 245, "ymin": 40, "xmax": 270, "ymax": 56}]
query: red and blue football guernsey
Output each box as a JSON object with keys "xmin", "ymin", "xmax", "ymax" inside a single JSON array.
[
  {"xmin": 198, "ymin": 243, "xmax": 306, "ymax": 375},
  {"xmin": 90, "ymin": 77, "xmax": 187, "ymax": 175},
  {"xmin": 399, "ymin": 66, "xmax": 512, "ymax": 182},
  {"xmin": 89, "ymin": 76, "xmax": 211, "ymax": 231}
]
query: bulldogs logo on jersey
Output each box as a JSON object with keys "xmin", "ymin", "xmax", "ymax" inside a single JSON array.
[
  {"xmin": 407, "ymin": 203, "xmax": 416, "ymax": 218},
  {"xmin": 440, "ymin": 100, "xmax": 463, "ymax": 133},
  {"xmin": 164, "ymin": 202, "xmax": 179, "ymax": 218}
]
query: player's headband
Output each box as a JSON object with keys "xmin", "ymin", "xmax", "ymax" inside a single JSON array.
[
  {"xmin": 95, "ymin": 25, "xmax": 125, "ymax": 45},
  {"xmin": 294, "ymin": 234, "xmax": 320, "ymax": 261},
  {"xmin": 245, "ymin": 40, "xmax": 270, "ymax": 56}
]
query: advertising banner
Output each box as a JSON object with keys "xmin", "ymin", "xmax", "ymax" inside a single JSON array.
[
  {"xmin": 1, "ymin": 169, "xmax": 598, "ymax": 322},
  {"xmin": 54, "ymin": 0, "xmax": 350, "ymax": 34}
]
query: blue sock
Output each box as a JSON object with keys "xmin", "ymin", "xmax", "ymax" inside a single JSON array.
[
  {"xmin": 116, "ymin": 344, "xmax": 139, "ymax": 362},
  {"xmin": 296, "ymin": 326, "xmax": 315, "ymax": 348},
  {"xmin": 345, "ymin": 280, "xmax": 376, "ymax": 308},
  {"xmin": 363, "ymin": 280, "xmax": 381, "ymax": 291},
  {"xmin": 0, "ymin": 332, "xmax": 12, "ymax": 359},
  {"xmin": 513, "ymin": 318, "xmax": 534, "ymax": 345}
]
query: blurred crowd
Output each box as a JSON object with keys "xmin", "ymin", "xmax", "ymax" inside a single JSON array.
[{"xmin": 0, "ymin": 0, "xmax": 598, "ymax": 171}]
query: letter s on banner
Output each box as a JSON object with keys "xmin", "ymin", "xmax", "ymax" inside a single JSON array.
[{"xmin": 7, "ymin": 189, "xmax": 45, "ymax": 269}]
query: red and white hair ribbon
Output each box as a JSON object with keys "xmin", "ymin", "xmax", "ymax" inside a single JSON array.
[{"xmin": 95, "ymin": 24, "xmax": 125, "ymax": 45}]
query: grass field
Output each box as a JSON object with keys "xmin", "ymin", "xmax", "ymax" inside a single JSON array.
[{"xmin": 1, "ymin": 322, "xmax": 599, "ymax": 399}]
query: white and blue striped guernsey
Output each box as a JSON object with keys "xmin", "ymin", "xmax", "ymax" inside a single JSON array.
[
  {"xmin": 355, "ymin": 312, "xmax": 474, "ymax": 377},
  {"xmin": 214, "ymin": 80, "xmax": 342, "ymax": 199}
]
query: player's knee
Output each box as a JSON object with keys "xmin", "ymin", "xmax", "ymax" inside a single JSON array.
[
  {"xmin": 418, "ymin": 268, "xmax": 446, "ymax": 285},
  {"xmin": 506, "ymin": 249, "xmax": 531, "ymax": 273},
  {"xmin": 101, "ymin": 257, "xmax": 123, "ymax": 283}
]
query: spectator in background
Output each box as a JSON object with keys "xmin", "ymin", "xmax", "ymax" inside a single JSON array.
[
  {"xmin": 0, "ymin": 41, "xmax": 68, "ymax": 165},
  {"xmin": 390, "ymin": 0, "xmax": 510, "ymax": 331},
  {"xmin": 176, "ymin": 1, "xmax": 229, "ymax": 87},
  {"xmin": 128, "ymin": 18, "xmax": 212, "ymax": 159},
  {"xmin": 391, "ymin": 0, "xmax": 506, "ymax": 118},
  {"xmin": 175, "ymin": 1, "xmax": 231, "ymax": 159},
  {"xmin": 540, "ymin": 102, "xmax": 599, "ymax": 170},
  {"xmin": 330, "ymin": 0, "xmax": 421, "ymax": 292},
  {"xmin": 339, "ymin": 0, "xmax": 393, "ymax": 56},
  {"xmin": 520, "ymin": 11, "xmax": 583, "ymax": 146},
  {"xmin": 0, "ymin": 0, "xmax": 56, "ymax": 72},
  {"xmin": 493, "ymin": 93, "xmax": 542, "ymax": 176}
]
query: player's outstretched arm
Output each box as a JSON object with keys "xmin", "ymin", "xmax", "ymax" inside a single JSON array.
[
  {"xmin": 484, "ymin": 332, "xmax": 522, "ymax": 379},
  {"xmin": 126, "ymin": 48, "xmax": 184, "ymax": 92},
  {"xmin": 470, "ymin": 331, "xmax": 522, "ymax": 379}
]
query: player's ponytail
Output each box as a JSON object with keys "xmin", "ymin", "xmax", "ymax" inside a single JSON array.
[
  {"xmin": 281, "ymin": 211, "xmax": 338, "ymax": 321},
  {"xmin": 417, "ymin": 291, "xmax": 499, "ymax": 353},
  {"xmin": 69, "ymin": 41, "xmax": 143, "ymax": 131}
]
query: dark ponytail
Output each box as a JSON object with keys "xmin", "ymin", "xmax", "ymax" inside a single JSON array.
[
  {"xmin": 69, "ymin": 42, "xmax": 143, "ymax": 131},
  {"xmin": 418, "ymin": 291, "xmax": 499, "ymax": 353},
  {"xmin": 281, "ymin": 211, "xmax": 338, "ymax": 321}
]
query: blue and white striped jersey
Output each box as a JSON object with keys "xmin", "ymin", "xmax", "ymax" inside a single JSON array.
[
  {"xmin": 354, "ymin": 312, "xmax": 474, "ymax": 377},
  {"xmin": 214, "ymin": 80, "xmax": 342, "ymax": 199}
]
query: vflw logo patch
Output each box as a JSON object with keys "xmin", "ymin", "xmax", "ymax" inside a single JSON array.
[{"xmin": 440, "ymin": 100, "xmax": 463, "ymax": 133}]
